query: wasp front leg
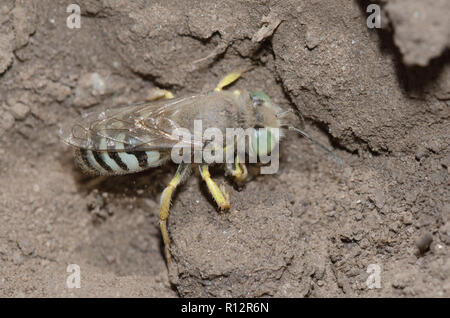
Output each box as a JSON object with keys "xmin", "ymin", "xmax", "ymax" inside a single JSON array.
[
  {"xmin": 146, "ymin": 88, "xmax": 175, "ymax": 101},
  {"xmin": 226, "ymin": 155, "xmax": 248, "ymax": 184},
  {"xmin": 159, "ymin": 163, "xmax": 190, "ymax": 263},
  {"xmin": 214, "ymin": 70, "xmax": 249, "ymax": 97},
  {"xmin": 214, "ymin": 71, "xmax": 242, "ymax": 92},
  {"xmin": 199, "ymin": 164, "xmax": 230, "ymax": 211}
]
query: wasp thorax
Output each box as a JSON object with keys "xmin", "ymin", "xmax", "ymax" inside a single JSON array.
[{"xmin": 249, "ymin": 90, "xmax": 282, "ymax": 128}]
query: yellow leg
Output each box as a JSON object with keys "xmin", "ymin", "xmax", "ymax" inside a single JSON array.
[
  {"xmin": 163, "ymin": 90, "xmax": 174, "ymax": 99},
  {"xmin": 226, "ymin": 155, "xmax": 248, "ymax": 183},
  {"xmin": 147, "ymin": 88, "xmax": 174, "ymax": 101},
  {"xmin": 214, "ymin": 70, "xmax": 244, "ymax": 92},
  {"xmin": 159, "ymin": 164, "xmax": 189, "ymax": 263},
  {"xmin": 199, "ymin": 164, "xmax": 230, "ymax": 211}
]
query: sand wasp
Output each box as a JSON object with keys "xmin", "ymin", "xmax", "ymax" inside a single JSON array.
[{"xmin": 62, "ymin": 71, "xmax": 341, "ymax": 262}]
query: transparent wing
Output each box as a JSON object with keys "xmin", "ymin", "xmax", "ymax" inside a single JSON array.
[{"xmin": 61, "ymin": 96, "xmax": 204, "ymax": 151}]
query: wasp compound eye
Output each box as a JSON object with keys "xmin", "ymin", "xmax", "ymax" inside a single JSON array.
[
  {"xmin": 251, "ymin": 128, "xmax": 275, "ymax": 157},
  {"xmin": 249, "ymin": 90, "xmax": 272, "ymax": 107}
]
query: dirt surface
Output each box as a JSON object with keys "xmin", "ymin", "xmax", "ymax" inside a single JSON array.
[{"xmin": 0, "ymin": 0, "xmax": 448, "ymax": 297}]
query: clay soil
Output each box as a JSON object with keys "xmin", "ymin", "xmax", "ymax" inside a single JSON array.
[{"xmin": 0, "ymin": 0, "xmax": 448, "ymax": 297}]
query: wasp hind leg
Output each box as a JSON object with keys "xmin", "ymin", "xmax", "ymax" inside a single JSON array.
[
  {"xmin": 159, "ymin": 163, "xmax": 190, "ymax": 263},
  {"xmin": 199, "ymin": 164, "xmax": 230, "ymax": 211}
]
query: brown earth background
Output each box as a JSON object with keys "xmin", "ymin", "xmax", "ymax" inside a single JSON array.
[{"xmin": 0, "ymin": 0, "xmax": 449, "ymax": 297}]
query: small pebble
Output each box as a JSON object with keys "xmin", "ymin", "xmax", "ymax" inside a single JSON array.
[
  {"xmin": 18, "ymin": 239, "xmax": 34, "ymax": 255},
  {"xmin": 415, "ymin": 232, "xmax": 433, "ymax": 255},
  {"xmin": 0, "ymin": 108, "xmax": 15, "ymax": 135},
  {"xmin": 8, "ymin": 102, "xmax": 30, "ymax": 120}
]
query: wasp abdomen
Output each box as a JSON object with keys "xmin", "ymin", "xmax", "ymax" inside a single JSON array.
[{"xmin": 75, "ymin": 148, "xmax": 163, "ymax": 175}]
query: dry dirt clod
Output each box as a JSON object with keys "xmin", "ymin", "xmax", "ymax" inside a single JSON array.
[
  {"xmin": 305, "ymin": 26, "xmax": 321, "ymax": 50},
  {"xmin": 415, "ymin": 232, "xmax": 433, "ymax": 255},
  {"xmin": 73, "ymin": 72, "xmax": 107, "ymax": 108},
  {"xmin": 0, "ymin": 33, "xmax": 14, "ymax": 74},
  {"xmin": 7, "ymin": 101, "xmax": 30, "ymax": 120},
  {"xmin": 0, "ymin": 107, "xmax": 15, "ymax": 136},
  {"xmin": 252, "ymin": 12, "xmax": 282, "ymax": 43},
  {"xmin": 385, "ymin": 0, "xmax": 450, "ymax": 67}
]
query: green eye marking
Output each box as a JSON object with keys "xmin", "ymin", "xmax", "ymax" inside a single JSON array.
[
  {"xmin": 252, "ymin": 128, "xmax": 274, "ymax": 156},
  {"xmin": 249, "ymin": 91, "xmax": 271, "ymax": 105}
]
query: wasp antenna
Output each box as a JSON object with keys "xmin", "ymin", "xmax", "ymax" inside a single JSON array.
[
  {"xmin": 276, "ymin": 109, "xmax": 293, "ymax": 118},
  {"xmin": 240, "ymin": 65, "xmax": 255, "ymax": 74},
  {"xmin": 283, "ymin": 125, "xmax": 343, "ymax": 167},
  {"xmin": 277, "ymin": 109, "xmax": 305, "ymax": 128}
]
